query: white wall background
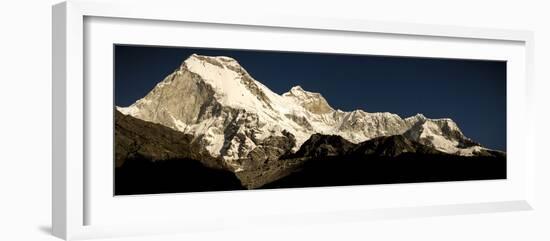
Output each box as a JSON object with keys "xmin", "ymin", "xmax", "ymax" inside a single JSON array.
[{"xmin": 0, "ymin": 0, "xmax": 548, "ymax": 240}]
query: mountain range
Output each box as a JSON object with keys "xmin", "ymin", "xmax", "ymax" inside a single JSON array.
[{"xmin": 115, "ymin": 54, "xmax": 505, "ymax": 193}]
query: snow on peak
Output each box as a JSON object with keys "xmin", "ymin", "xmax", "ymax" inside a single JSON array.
[
  {"xmin": 403, "ymin": 117, "xmax": 482, "ymax": 156},
  {"xmin": 176, "ymin": 53, "xmax": 279, "ymax": 115},
  {"xmin": 284, "ymin": 85, "xmax": 315, "ymax": 97},
  {"xmin": 283, "ymin": 85, "xmax": 334, "ymax": 114},
  {"xmin": 404, "ymin": 113, "xmax": 427, "ymax": 125},
  {"xmin": 188, "ymin": 53, "xmax": 239, "ymax": 64},
  {"xmin": 430, "ymin": 118, "xmax": 462, "ymax": 133},
  {"xmin": 413, "ymin": 113, "xmax": 426, "ymax": 119},
  {"xmin": 289, "ymin": 85, "xmax": 305, "ymax": 93}
]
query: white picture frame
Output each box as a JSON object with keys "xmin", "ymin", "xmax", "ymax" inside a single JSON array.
[{"xmin": 52, "ymin": 0, "xmax": 535, "ymax": 240}]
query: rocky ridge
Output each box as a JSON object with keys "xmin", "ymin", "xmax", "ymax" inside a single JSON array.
[{"xmin": 117, "ymin": 54, "xmax": 499, "ymax": 173}]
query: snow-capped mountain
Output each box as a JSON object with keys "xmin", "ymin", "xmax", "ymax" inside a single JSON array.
[
  {"xmin": 118, "ymin": 54, "xmax": 494, "ymax": 171},
  {"xmin": 403, "ymin": 117, "xmax": 489, "ymax": 156}
]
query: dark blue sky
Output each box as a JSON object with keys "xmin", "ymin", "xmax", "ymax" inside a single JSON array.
[{"xmin": 115, "ymin": 45, "xmax": 506, "ymax": 151}]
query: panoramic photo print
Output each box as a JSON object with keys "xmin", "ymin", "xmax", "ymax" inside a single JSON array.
[{"xmin": 114, "ymin": 45, "xmax": 507, "ymax": 195}]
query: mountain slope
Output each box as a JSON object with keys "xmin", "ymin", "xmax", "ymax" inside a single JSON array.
[
  {"xmin": 114, "ymin": 109, "xmax": 245, "ymax": 194},
  {"xmin": 262, "ymin": 152, "xmax": 507, "ymax": 189},
  {"xmin": 114, "ymin": 109, "xmax": 221, "ymax": 169},
  {"xmin": 261, "ymin": 134, "xmax": 506, "ymax": 189},
  {"xmin": 235, "ymin": 133, "xmax": 504, "ymax": 189},
  {"xmin": 290, "ymin": 133, "xmax": 446, "ymax": 159}
]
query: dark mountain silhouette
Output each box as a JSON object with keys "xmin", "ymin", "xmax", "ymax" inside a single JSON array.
[
  {"xmin": 114, "ymin": 110, "xmax": 244, "ymax": 194},
  {"xmin": 262, "ymin": 134, "xmax": 506, "ymax": 189}
]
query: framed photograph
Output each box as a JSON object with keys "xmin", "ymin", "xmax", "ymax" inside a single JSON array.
[{"xmin": 52, "ymin": 0, "xmax": 535, "ymax": 240}]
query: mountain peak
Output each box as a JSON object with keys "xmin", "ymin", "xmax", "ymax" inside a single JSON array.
[
  {"xmin": 187, "ymin": 53, "xmax": 237, "ymax": 62},
  {"xmin": 286, "ymin": 85, "xmax": 317, "ymax": 96},
  {"xmin": 405, "ymin": 113, "xmax": 427, "ymax": 124},
  {"xmin": 182, "ymin": 54, "xmax": 242, "ymax": 70},
  {"xmin": 290, "ymin": 85, "xmax": 305, "ymax": 92},
  {"xmin": 283, "ymin": 86, "xmax": 334, "ymax": 114},
  {"xmin": 414, "ymin": 113, "xmax": 426, "ymax": 119},
  {"xmin": 404, "ymin": 117, "xmax": 482, "ymax": 155}
]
